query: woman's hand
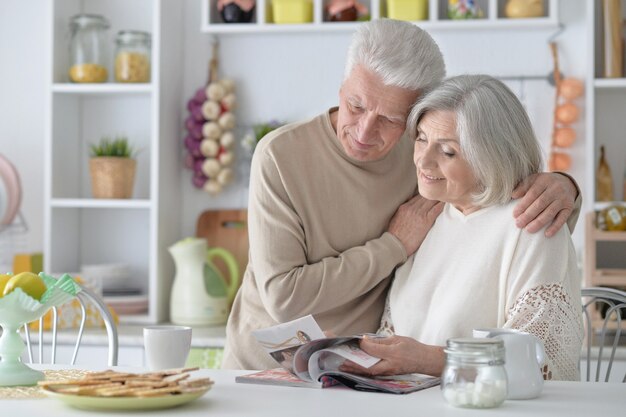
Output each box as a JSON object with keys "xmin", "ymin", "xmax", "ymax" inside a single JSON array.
[
  {"xmin": 339, "ymin": 335, "xmax": 445, "ymax": 377},
  {"xmin": 387, "ymin": 195, "xmax": 444, "ymax": 256},
  {"xmin": 512, "ymin": 172, "xmax": 578, "ymax": 237}
]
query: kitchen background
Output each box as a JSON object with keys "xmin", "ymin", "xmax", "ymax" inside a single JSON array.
[
  {"xmin": 0, "ymin": 0, "xmax": 587, "ymax": 254},
  {"xmin": 2, "ymin": 0, "xmax": 626, "ymax": 372},
  {"xmin": 2, "ymin": 0, "xmax": 626, "ymax": 325}
]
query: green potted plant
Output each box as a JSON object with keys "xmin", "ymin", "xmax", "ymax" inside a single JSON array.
[{"xmin": 89, "ymin": 136, "xmax": 137, "ymax": 199}]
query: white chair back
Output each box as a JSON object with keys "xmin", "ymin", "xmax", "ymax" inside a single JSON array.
[
  {"xmin": 581, "ymin": 287, "xmax": 626, "ymax": 382},
  {"xmin": 22, "ymin": 286, "xmax": 118, "ymax": 366}
]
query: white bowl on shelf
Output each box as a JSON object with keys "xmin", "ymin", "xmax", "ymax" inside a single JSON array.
[{"xmin": 80, "ymin": 263, "xmax": 131, "ymax": 291}]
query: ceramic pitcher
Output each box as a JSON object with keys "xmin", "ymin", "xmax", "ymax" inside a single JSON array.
[
  {"xmin": 169, "ymin": 237, "xmax": 240, "ymax": 326},
  {"xmin": 473, "ymin": 328, "xmax": 545, "ymax": 400}
]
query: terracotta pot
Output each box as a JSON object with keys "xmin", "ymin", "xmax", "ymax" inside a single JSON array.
[{"xmin": 89, "ymin": 157, "xmax": 136, "ymax": 199}]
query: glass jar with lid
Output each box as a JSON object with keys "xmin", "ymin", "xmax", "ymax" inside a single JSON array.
[
  {"xmin": 114, "ymin": 31, "xmax": 151, "ymax": 83},
  {"xmin": 68, "ymin": 14, "xmax": 110, "ymax": 83},
  {"xmin": 441, "ymin": 338, "xmax": 508, "ymax": 409}
]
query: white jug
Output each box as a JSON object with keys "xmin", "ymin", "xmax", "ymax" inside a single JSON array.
[
  {"xmin": 473, "ymin": 328, "xmax": 545, "ymax": 400},
  {"xmin": 168, "ymin": 238, "xmax": 239, "ymax": 326}
]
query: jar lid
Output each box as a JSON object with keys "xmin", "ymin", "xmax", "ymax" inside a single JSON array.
[
  {"xmin": 444, "ymin": 337, "xmax": 505, "ymax": 361},
  {"xmin": 116, "ymin": 31, "xmax": 152, "ymax": 46},
  {"xmin": 70, "ymin": 14, "xmax": 110, "ymax": 29}
]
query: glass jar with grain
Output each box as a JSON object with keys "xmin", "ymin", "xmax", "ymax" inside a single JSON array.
[
  {"xmin": 69, "ymin": 14, "xmax": 110, "ymax": 83},
  {"xmin": 114, "ymin": 31, "xmax": 151, "ymax": 83}
]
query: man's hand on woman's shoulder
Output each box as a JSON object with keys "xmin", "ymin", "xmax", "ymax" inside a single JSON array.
[
  {"xmin": 387, "ymin": 195, "xmax": 444, "ymax": 256},
  {"xmin": 512, "ymin": 172, "xmax": 579, "ymax": 238}
]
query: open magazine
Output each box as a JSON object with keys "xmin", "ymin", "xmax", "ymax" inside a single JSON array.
[{"xmin": 235, "ymin": 315, "xmax": 440, "ymax": 394}]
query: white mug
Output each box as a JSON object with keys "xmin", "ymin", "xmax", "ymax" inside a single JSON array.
[{"xmin": 143, "ymin": 326, "xmax": 192, "ymax": 371}]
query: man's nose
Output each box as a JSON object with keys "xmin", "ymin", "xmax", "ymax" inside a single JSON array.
[{"xmin": 356, "ymin": 113, "xmax": 378, "ymax": 141}]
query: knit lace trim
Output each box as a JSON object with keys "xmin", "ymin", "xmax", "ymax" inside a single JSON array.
[
  {"xmin": 378, "ymin": 283, "xmax": 582, "ymax": 381},
  {"xmin": 506, "ymin": 283, "xmax": 582, "ymax": 381}
]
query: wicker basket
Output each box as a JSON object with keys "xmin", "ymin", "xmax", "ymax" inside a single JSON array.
[{"xmin": 89, "ymin": 157, "xmax": 136, "ymax": 199}]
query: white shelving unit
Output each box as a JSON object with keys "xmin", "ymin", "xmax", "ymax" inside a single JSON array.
[
  {"xmin": 201, "ymin": 0, "xmax": 558, "ymax": 33},
  {"xmin": 583, "ymin": 1, "xmax": 626, "ymax": 332},
  {"xmin": 44, "ymin": 0, "xmax": 184, "ymax": 323},
  {"xmin": 586, "ymin": 1, "xmax": 626, "ymax": 210}
]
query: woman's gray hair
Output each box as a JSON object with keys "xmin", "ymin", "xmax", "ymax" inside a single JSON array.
[
  {"xmin": 344, "ymin": 19, "xmax": 446, "ymax": 94},
  {"xmin": 408, "ymin": 75, "xmax": 543, "ymax": 207}
]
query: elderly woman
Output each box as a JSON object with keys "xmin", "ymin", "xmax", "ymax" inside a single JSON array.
[{"xmin": 341, "ymin": 75, "xmax": 583, "ymax": 381}]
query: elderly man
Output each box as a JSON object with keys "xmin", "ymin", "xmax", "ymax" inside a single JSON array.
[{"xmin": 222, "ymin": 19, "xmax": 580, "ymax": 370}]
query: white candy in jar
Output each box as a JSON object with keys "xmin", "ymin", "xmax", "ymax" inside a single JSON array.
[{"xmin": 443, "ymin": 379, "xmax": 507, "ymax": 408}]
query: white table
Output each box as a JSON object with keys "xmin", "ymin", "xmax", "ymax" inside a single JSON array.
[{"xmin": 2, "ymin": 368, "xmax": 625, "ymax": 416}]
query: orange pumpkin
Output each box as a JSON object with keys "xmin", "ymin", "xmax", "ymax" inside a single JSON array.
[
  {"xmin": 555, "ymin": 102, "xmax": 579, "ymax": 124},
  {"xmin": 553, "ymin": 127, "xmax": 576, "ymax": 148},
  {"xmin": 559, "ymin": 78, "xmax": 584, "ymax": 100},
  {"xmin": 548, "ymin": 152, "xmax": 572, "ymax": 171}
]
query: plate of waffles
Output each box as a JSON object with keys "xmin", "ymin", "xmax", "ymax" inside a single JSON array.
[{"xmin": 40, "ymin": 367, "xmax": 213, "ymax": 411}]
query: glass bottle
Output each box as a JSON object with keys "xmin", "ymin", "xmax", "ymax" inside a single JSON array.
[
  {"xmin": 441, "ymin": 338, "xmax": 507, "ymax": 409},
  {"xmin": 68, "ymin": 14, "xmax": 110, "ymax": 83},
  {"xmin": 597, "ymin": 145, "xmax": 614, "ymax": 201},
  {"xmin": 114, "ymin": 31, "xmax": 151, "ymax": 83},
  {"xmin": 622, "ymin": 164, "xmax": 626, "ymax": 202}
]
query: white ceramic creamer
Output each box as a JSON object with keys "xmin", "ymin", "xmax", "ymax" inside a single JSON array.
[{"xmin": 473, "ymin": 328, "xmax": 545, "ymax": 400}]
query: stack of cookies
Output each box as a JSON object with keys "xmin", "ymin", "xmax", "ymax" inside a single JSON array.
[{"xmin": 39, "ymin": 367, "xmax": 213, "ymax": 398}]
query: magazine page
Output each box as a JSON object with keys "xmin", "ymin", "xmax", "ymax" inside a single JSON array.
[
  {"xmin": 321, "ymin": 372, "xmax": 441, "ymax": 395},
  {"xmin": 234, "ymin": 368, "xmax": 334, "ymax": 389},
  {"xmin": 251, "ymin": 315, "xmax": 326, "ymax": 373},
  {"xmin": 303, "ymin": 337, "xmax": 440, "ymax": 394},
  {"xmin": 304, "ymin": 338, "xmax": 380, "ymax": 381},
  {"xmin": 247, "ymin": 315, "xmax": 441, "ymax": 394}
]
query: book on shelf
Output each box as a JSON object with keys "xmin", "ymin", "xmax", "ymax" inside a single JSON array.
[{"xmin": 235, "ymin": 315, "xmax": 440, "ymax": 394}]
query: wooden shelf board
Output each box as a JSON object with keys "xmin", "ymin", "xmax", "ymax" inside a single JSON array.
[
  {"xmin": 591, "ymin": 270, "xmax": 626, "ymax": 287},
  {"xmin": 590, "ymin": 230, "xmax": 626, "ymax": 241}
]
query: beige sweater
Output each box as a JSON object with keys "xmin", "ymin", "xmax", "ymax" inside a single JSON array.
[{"xmin": 222, "ymin": 109, "xmax": 416, "ymax": 369}]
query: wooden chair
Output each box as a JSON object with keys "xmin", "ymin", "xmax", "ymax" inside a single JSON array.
[{"xmin": 581, "ymin": 287, "xmax": 626, "ymax": 382}]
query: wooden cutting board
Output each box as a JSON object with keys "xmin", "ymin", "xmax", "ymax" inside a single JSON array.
[{"xmin": 195, "ymin": 209, "xmax": 248, "ymax": 288}]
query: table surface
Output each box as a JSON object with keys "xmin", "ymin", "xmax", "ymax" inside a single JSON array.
[{"xmin": 2, "ymin": 367, "xmax": 625, "ymax": 416}]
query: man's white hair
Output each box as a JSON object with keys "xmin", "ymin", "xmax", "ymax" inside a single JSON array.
[{"xmin": 344, "ymin": 19, "xmax": 446, "ymax": 94}]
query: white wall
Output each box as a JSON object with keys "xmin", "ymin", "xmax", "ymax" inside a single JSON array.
[
  {"xmin": 0, "ymin": 0, "xmax": 47, "ymax": 270},
  {"xmin": 0, "ymin": 0, "xmax": 588, "ymax": 268}
]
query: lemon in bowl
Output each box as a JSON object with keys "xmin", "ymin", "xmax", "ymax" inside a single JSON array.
[{"xmin": 2, "ymin": 272, "xmax": 47, "ymax": 300}]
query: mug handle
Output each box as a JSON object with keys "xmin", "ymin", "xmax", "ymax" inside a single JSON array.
[{"xmin": 206, "ymin": 247, "xmax": 240, "ymax": 303}]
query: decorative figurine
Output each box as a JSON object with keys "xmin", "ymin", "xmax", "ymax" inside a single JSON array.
[
  {"xmin": 218, "ymin": 0, "xmax": 256, "ymax": 23},
  {"xmin": 325, "ymin": 0, "xmax": 368, "ymax": 22}
]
